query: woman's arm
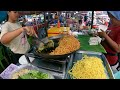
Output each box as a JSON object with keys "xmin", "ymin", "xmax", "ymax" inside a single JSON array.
[
  {"xmin": 104, "ymin": 34, "xmax": 120, "ymax": 53},
  {"xmin": 1, "ymin": 27, "xmax": 24, "ymax": 44},
  {"xmin": 1, "ymin": 26, "xmax": 37, "ymax": 44},
  {"xmin": 98, "ymin": 30, "xmax": 120, "ymax": 53}
]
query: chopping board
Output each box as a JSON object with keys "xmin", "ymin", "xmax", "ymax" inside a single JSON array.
[{"xmin": 78, "ymin": 35, "xmax": 107, "ymax": 53}]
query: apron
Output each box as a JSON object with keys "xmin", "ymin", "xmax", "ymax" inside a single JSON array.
[{"xmin": 11, "ymin": 31, "xmax": 27, "ymax": 64}]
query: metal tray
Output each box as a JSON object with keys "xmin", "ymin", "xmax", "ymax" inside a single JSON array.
[
  {"xmin": 65, "ymin": 50, "xmax": 115, "ymax": 79},
  {"xmin": 9, "ymin": 64, "xmax": 54, "ymax": 79}
]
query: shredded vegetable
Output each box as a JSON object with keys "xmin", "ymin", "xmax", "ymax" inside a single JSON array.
[{"xmin": 12, "ymin": 69, "xmax": 49, "ymax": 79}]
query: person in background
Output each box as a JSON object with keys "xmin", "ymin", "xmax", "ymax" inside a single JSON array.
[
  {"xmin": 80, "ymin": 15, "xmax": 83, "ymax": 21},
  {"xmin": 53, "ymin": 14, "xmax": 58, "ymax": 24},
  {"xmin": 33, "ymin": 18, "xmax": 36, "ymax": 25},
  {"xmin": 22, "ymin": 17, "xmax": 27, "ymax": 27},
  {"xmin": 98, "ymin": 11, "xmax": 120, "ymax": 72},
  {"xmin": 59, "ymin": 15, "xmax": 63, "ymax": 23},
  {"xmin": 37, "ymin": 18, "xmax": 40, "ymax": 24},
  {"xmin": 78, "ymin": 20, "xmax": 85, "ymax": 31},
  {"xmin": 84, "ymin": 14, "xmax": 88, "ymax": 25},
  {"xmin": 0, "ymin": 11, "xmax": 37, "ymax": 64},
  {"xmin": 86, "ymin": 17, "xmax": 91, "ymax": 26}
]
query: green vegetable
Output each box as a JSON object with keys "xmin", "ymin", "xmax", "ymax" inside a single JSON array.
[
  {"xmin": 47, "ymin": 40, "xmax": 54, "ymax": 48},
  {"xmin": 38, "ymin": 43, "xmax": 45, "ymax": 52},
  {"xmin": 38, "ymin": 40, "xmax": 54, "ymax": 53},
  {"xmin": 18, "ymin": 70, "xmax": 49, "ymax": 79}
]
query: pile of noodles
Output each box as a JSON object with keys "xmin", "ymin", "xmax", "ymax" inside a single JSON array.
[
  {"xmin": 68, "ymin": 55, "xmax": 108, "ymax": 79},
  {"xmin": 50, "ymin": 35, "xmax": 80, "ymax": 55}
]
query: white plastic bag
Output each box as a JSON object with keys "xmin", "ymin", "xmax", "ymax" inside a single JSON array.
[
  {"xmin": 98, "ymin": 25, "xmax": 108, "ymax": 32},
  {"xmin": 89, "ymin": 36, "xmax": 102, "ymax": 45}
]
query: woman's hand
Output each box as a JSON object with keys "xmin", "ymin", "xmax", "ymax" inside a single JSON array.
[
  {"xmin": 97, "ymin": 29, "xmax": 107, "ymax": 38},
  {"xmin": 98, "ymin": 29, "xmax": 120, "ymax": 53},
  {"xmin": 23, "ymin": 26, "xmax": 38, "ymax": 37}
]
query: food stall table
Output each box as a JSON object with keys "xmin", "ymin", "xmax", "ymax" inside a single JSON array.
[
  {"xmin": 0, "ymin": 34, "xmax": 116, "ymax": 79},
  {"xmin": 47, "ymin": 27, "xmax": 70, "ymax": 37},
  {"xmin": 77, "ymin": 35, "xmax": 106, "ymax": 53},
  {"xmin": 64, "ymin": 34, "xmax": 114, "ymax": 79}
]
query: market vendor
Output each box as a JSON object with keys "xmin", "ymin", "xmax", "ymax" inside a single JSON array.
[
  {"xmin": 98, "ymin": 11, "xmax": 120, "ymax": 71},
  {"xmin": 53, "ymin": 14, "xmax": 58, "ymax": 24},
  {"xmin": 0, "ymin": 11, "xmax": 37, "ymax": 64}
]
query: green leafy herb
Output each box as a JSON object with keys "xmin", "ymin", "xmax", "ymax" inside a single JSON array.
[{"xmin": 18, "ymin": 70, "xmax": 49, "ymax": 79}]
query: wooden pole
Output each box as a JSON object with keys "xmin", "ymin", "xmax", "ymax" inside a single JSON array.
[{"xmin": 91, "ymin": 11, "xmax": 94, "ymax": 29}]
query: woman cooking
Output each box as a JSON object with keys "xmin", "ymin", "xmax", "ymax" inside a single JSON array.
[
  {"xmin": 98, "ymin": 11, "xmax": 120, "ymax": 72},
  {"xmin": 0, "ymin": 11, "xmax": 37, "ymax": 64}
]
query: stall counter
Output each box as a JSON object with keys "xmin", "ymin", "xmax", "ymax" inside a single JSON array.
[{"xmin": 47, "ymin": 27, "xmax": 70, "ymax": 37}]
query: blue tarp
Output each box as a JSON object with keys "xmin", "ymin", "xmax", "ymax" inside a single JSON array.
[{"xmin": 0, "ymin": 11, "xmax": 7, "ymax": 23}]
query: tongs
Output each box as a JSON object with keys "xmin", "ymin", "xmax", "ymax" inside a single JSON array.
[
  {"xmin": 23, "ymin": 26, "xmax": 49, "ymax": 46},
  {"xmin": 34, "ymin": 36, "xmax": 55, "ymax": 51}
]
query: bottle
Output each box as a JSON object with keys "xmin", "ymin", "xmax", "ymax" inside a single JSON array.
[{"xmin": 57, "ymin": 20, "xmax": 60, "ymax": 28}]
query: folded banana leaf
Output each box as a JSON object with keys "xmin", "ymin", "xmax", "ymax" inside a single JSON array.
[{"xmin": 78, "ymin": 35, "xmax": 106, "ymax": 53}]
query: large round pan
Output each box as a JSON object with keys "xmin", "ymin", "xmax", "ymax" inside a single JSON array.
[
  {"xmin": 33, "ymin": 34, "xmax": 78, "ymax": 60},
  {"xmin": 34, "ymin": 50, "xmax": 76, "ymax": 60}
]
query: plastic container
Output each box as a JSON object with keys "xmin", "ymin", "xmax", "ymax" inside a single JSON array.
[
  {"xmin": 0, "ymin": 64, "xmax": 18, "ymax": 79},
  {"xmin": 9, "ymin": 64, "xmax": 54, "ymax": 79}
]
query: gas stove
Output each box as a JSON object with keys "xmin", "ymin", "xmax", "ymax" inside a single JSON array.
[{"xmin": 25, "ymin": 47, "xmax": 72, "ymax": 79}]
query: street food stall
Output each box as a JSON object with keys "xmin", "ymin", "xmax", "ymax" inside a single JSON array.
[
  {"xmin": 0, "ymin": 32, "xmax": 115, "ymax": 79},
  {"xmin": 0, "ymin": 11, "xmax": 117, "ymax": 79}
]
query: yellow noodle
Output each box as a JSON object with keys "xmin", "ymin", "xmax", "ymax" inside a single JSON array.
[{"xmin": 68, "ymin": 55, "xmax": 107, "ymax": 79}]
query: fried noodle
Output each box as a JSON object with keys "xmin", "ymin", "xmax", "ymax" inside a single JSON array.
[{"xmin": 50, "ymin": 35, "xmax": 80, "ymax": 55}]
